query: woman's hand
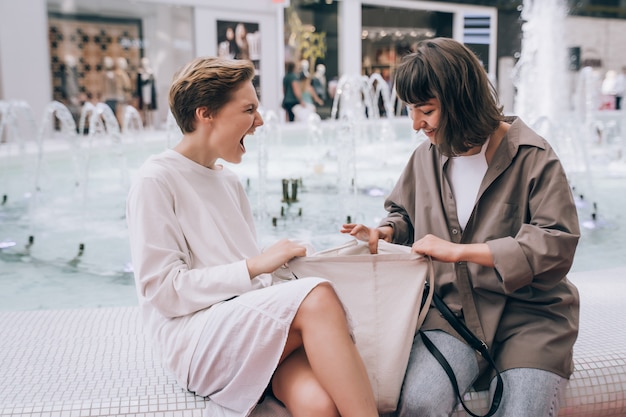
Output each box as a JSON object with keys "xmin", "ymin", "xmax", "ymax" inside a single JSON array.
[
  {"xmin": 411, "ymin": 234, "xmax": 461, "ymax": 262},
  {"xmin": 340, "ymin": 224, "xmax": 393, "ymax": 254},
  {"xmin": 246, "ymin": 239, "xmax": 307, "ymax": 279},
  {"xmin": 412, "ymin": 234, "xmax": 494, "ymax": 267}
]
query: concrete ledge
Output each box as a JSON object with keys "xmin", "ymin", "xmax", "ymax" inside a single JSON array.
[{"xmin": 1, "ymin": 268, "xmax": 624, "ymax": 417}]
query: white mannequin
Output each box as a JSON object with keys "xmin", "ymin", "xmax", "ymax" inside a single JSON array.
[
  {"xmin": 312, "ymin": 64, "xmax": 327, "ymax": 102},
  {"xmin": 65, "ymin": 54, "xmax": 77, "ymax": 68},
  {"xmin": 62, "ymin": 54, "xmax": 80, "ymax": 106},
  {"xmin": 601, "ymin": 70, "xmax": 618, "ymax": 110},
  {"xmin": 601, "ymin": 70, "xmax": 617, "ymax": 94},
  {"xmin": 104, "ymin": 56, "xmax": 114, "ymax": 72},
  {"xmin": 300, "ymin": 59, "xmax": 310, "ymax": 78},
  {"xmin": 140, "ymin": 57, "xmax": 153, "ymax": 106},
  {"xmin": 137, "ymin": 57, "xmax": 157, "ymax": 127}
]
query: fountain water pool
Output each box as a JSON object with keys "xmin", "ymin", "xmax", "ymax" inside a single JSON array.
[
  {"xmin": 0, "ymin": 114, "xmax": 418, "ymax": 310},
  {"xmin": 1, "ymin": 102, "xmax": 625, "ymax": 311}
]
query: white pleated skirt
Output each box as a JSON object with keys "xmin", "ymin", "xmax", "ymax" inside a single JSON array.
[{"xmin": 187, "ymin": 277, "xmax": 330, "ymax": 417}]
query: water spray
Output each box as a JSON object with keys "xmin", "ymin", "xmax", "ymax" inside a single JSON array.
[{"xmin": 67, "ymin": 242, "xmax": 85, "ymax": 267}]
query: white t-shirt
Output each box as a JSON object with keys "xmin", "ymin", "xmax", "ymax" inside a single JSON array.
[{"xmin": 447, "ymin": 138, "xmax": 489, "ymax": 230}]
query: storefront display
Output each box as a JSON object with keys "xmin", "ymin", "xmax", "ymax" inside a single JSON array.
[
  {"xmin": 48, "ymin": 12, "xmax": 143, "ymax": 121},
  {"xmin": 361, "ymin": 6, "xmax": 453, "ymax": 82},
  {"xmin": 284, "ymin": 0, "xmax": 338, "ymax": 118}
]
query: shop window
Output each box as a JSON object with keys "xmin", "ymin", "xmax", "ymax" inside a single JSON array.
[
  {"xmin": 361, "ymin": 6, "xmax": 453, "ymax": 82},
  {"xmin": 48, "ymin": 12, "xmax": 143, "ymax": 115},
  {"xmin": 284, "ymin": 0, "xmax": 338, "ymax": 119}
]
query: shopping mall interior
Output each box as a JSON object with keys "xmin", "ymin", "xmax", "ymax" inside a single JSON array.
[{"xmin": 1, "ymin": 0, "xmax": 625, "ymax": 123}]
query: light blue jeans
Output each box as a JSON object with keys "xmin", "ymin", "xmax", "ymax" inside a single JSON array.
[{"xmin": 396, "ymin": 330, "xmax": 568, "ymax": 417}]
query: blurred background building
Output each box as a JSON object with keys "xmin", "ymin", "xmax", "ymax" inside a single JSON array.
[{"xmin": 1, "ymin": 0, "xmax": 625, "ymax": 124}]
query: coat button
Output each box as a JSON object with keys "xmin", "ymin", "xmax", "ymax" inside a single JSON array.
[{"xmin": 451, "ymin": 228, "xmax": 458, "ymax": 235}]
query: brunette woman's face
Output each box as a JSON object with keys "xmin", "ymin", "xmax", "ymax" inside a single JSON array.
[{"xmin": 408, "ymin": 98, "xmax": 440, "ymax": 145}]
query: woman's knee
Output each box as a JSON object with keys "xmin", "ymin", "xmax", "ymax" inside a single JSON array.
[{"xmin": 297, "ymin": 282, "xmax": 343, "ymax": 319}]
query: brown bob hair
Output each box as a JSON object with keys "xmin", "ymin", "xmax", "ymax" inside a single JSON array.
[{"xmin": 394, "ymin": 37, "xmax": 503, "ymax": 156}]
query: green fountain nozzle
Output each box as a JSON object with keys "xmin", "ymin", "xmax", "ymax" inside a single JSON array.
[
  {"xmin": 290, "ymin": 178, "xmax": 298, "ymax": 202},
  {"xmin": 282, "ymin": 178, "xmax": 290, "ymax": 203}
]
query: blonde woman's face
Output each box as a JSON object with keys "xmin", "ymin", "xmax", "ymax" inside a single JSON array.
[{"xmin": 210, "ymin": 81, "xmax": 263, "ymax": 165}]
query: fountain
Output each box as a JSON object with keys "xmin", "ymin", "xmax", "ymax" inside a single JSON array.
[
  {"xmin": 122, "ymin": 105, "xmax": 144, "ymax": 135},
  {"xmin": 0, "ymin": 100, "xmax": 39, "ymax": 211},
  {"xmin": 367, "ymin": 72, "xmax": 395, "ymax": 118},
  {"xmin": 1, "ymin": 53, "xmax": 625, "ymax": 311},
  {"xmin": 0, "ymin": 100, "xmax": 141, "ymax": 276},
  {"xmin": 513, "ymin": 0, "xmax": 569, "ymax": 127},
  {"xmin": 330, "ymin": 74, "xmax": 377, "ymax": 120},
  {"xmin": 513, "ymin": 0, "xmax": 626, "ymax": 233}
]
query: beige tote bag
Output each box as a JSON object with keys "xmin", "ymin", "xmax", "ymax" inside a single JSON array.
[{"xmin": 285, "ymin": 239, "xmax": 434, "ymax": 413}]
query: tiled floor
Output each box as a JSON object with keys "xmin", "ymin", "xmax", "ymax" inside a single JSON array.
[
  {"xmin": 0, "ymin": 307, "xmax": 207, "ymax": 417},
  {"xmin": 1, "ymin": 268, "xmax": 624, "ymax": 417}
]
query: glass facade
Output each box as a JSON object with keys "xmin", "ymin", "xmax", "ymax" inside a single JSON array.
[
  {"xmin": 361, "ymin": 5, "xmax": 453, "ymax": 82},
  {"xmin": 45, "ymin": 0, "xmax": 194, "ymax": 126},
  {"xmin": 283, "ymin": 0, "xmax": 339, "ymax": 118}
]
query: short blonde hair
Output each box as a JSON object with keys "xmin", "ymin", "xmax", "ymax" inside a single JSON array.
[{"xmin": 169, "ymin": 57, "xmax": 255, "ymax": 133}]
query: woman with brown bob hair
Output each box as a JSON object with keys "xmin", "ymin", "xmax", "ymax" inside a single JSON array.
[{"xmin": 343, "ymin": 37, "xmax": 580, "ymax": 417}]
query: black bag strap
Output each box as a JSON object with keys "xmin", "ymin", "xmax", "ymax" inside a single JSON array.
[{"xmin": 419, "ymin": 289, "xmax": 503, "ymax": 417}]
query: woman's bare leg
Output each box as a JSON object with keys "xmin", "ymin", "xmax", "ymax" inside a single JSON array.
[
  {"xmin": 274, "ymin": 283, "xmax": 378, "ymax": 417},
  {"xmin": 273, "ymin": 347, "xmax": 339, "ymax": 417}
]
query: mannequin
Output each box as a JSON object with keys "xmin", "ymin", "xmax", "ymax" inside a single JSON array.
[
  {"xmin": 312, "ymin": 63, "xmax": 327, "ymax": 103},
  {"xmin": 102, "ymin": 56, "xmax": 118, "ymax": 113},
  {"xmin": 115, "ymin": 57, "xmax": 133, "ymax": 103},
  {"xmin": 601, "ymin": 70, "xmax": 618, "ymax": 110},
  {"xmin": 300, "ymin": 59, "xmax": 310, "ymax": 78},
  {"xmin": 113, "ymin": 57, "xmax": 133, "ymax": 124},
  {"xmin": 136, "ymin": 57, "xmax": 158, "ymax": 128},
  {"xmin": 61, "ymin": 54, "xmax": 81, "ymax": 119}
]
